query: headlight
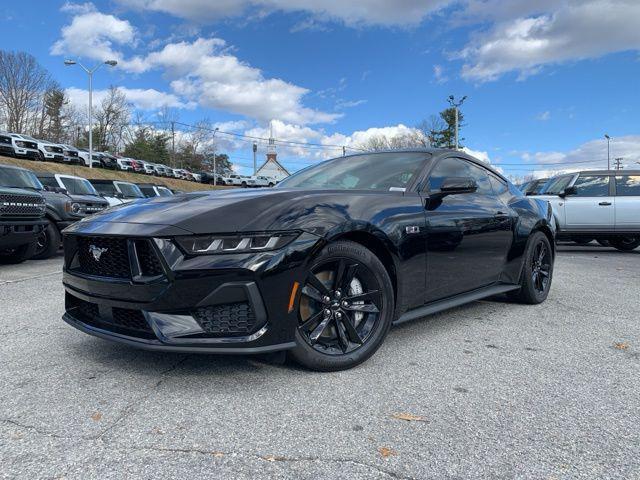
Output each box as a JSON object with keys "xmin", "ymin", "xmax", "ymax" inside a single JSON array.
[
  {"xmin": 65, "ymin": 201, "xmax": 82, "ymax": 214},
  {"xmin": 44, "ymin": 146, "xmax": 53, "ymax": 152},
  {"xmin": 175, "ymin": 232, "xmax": 300, "ymax": 255},
  {"xmin": 15, "ymin": 141, "xmax": 25, "ymax": 147}
]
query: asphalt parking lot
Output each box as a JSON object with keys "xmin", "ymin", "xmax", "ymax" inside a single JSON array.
[{"xmin": 1, "ymin": 244, "xmax": 639, "ymax": 480}]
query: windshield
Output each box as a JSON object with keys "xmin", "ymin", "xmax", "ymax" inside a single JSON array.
[
  {"xmin": 116, "ymin": 182, "xmax": 144, "ymax": 198},
  {"xmin": 59, "ymin": 177, "xmax": 98, "ymax": 195},
  {"xmin": 540, "ymin": 175, "xmax": 574, "ymax": 195},
  {"xmin": 0, "ymin": 167, "xmax": 43, "ymax": 190},
  {"xmin": 278, "ymin": 152, "xmax": 430, "ymax": 190},
  {"xmin": 157, "ymin": 187, "xmax": 173, "ymax": 197}
]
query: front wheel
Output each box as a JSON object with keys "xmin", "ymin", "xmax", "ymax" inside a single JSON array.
[
  {"xmin": 610, "ymin": 237, "xmax": 640, "ymax": 252},
  {"xmin": 508, "ymin": 231, "xmax": 554, "ymax": 304},
  {"xmin": 32, "ymin": 219, "xmax": 60, "ymax": 260},
  {"xmin": 289, "ymin": 240, "xmax": 394, "ymax": 371}
]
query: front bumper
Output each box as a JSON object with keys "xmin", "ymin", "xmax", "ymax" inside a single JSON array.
[
  {"xmin": 14, "ymin": 148, "xmax": 39, "ymax": 159},
  {"xmin": 61, "ymin": 225, "xmax": 323, "ymax": 353},
  {"xmin": 0, "ymin": 144, "xmax": 14, "ymax": 156},
  {"xmin": 0, "ymin": 219, "xmax": 47, "ymax": 249}
]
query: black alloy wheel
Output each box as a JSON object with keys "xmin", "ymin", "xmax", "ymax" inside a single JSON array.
[
  {"xmin": 32, "ymin": 219, "xmax": 60, "ymax": 260},
  {"xmin": 508, "ymin": 231, "xmax": 554, "ymax": 304},
  {"xmin": 290, "ymin": 240, "xmax": 394, "ymax": 371},
  {"xmin": 531, "ymin": 241, "xmax": 552, "ymax": 295}
]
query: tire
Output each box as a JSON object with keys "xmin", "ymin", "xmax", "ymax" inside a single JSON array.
[
  {"xmin": 38, "ymin": 151, "xmax": 45, "ymax": 162},
  {"xmin": 508, "ymin": 231, "xmax": 554, "ymax": 304},
  {"xmin": 0, "ymin": 241, "xmax": 37, "ymax": 265},
  {"xmin": 241, "ymin": 182, "xmax": 247, "ymax": 188},
  {"xmin": 289, "ymin": 240, "xmax": 395, "ymax": 371},
  {"xmin": 596, "ymin": 239, "xmax": 611, "ymax": 247},
  {"xmin": 268, "ymin": 183, "xmax": 274, "ymax": 187},
  {"xmin": 32, "ymin": 219, "xmax": 60, "ymax": 260},
  {"xmin": 610, "ymin": 237, "xmax": 640, "ymax": 252}
]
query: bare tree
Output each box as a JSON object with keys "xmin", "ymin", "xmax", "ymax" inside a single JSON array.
[
  {"xmin": 417, "ymin": 115, "xmax": 446, "ymax": 147},
  {"xmin": 0, "ymin": 50, "xmax": 51, "ymax": 133},
  {"xmin": 357, "ymin": 131, "xmax": 427, "ymax": 152},
  {"xmin": 94, "ymin": 86, "xmax": 131, "ymax": 152}
]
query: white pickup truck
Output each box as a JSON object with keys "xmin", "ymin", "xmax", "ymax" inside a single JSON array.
[
  {"xmin": 533, "ymin": 170, "xmax": 640, "ymax": 251},
  {"xmin": 249, "ymin": 175, "xmax": 277, "ymax": 187}
]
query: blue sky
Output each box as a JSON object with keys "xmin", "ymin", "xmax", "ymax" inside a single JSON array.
[{"xmin": 2, "ymin": 0, "xmax": 640, "ymax": 177}]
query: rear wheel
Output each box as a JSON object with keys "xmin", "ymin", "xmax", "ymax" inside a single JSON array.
[
  {"xmin": 289, "ymin": 241, "xmax": 394, "ymax": 371},
  {"xmin": 0, "ymin": 242, "xmax": 37, "ymax": 264},
  {"xmin": 508, "ymin": 231, "xmax": 553, "ymax": 304},
  {"xmin": 32, "ymin": 219, "xmax": 60, "ymax": 260},
  {"xmin": 610, "ymin": 236, "xmax": 640, "ymax": 252}
]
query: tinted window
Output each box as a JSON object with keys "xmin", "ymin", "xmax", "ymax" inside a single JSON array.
[
  {"xmin": 489, "ymin": 174, "xmax": 508, "ymax": 195},
  {"xmin": 427, "ymin": 157, "xmax": 493, "ymax": 195},
  {"xmin": 615, "ymin": 175, "xmax": 640, "ymax": 196},
  {"xmin": 60, "ymin": 177, "xmax": 98, "ymax": 195},
  {"xmin": 38, "ymin": 176, "xmax": 59, "ymax": 189},
  {"xmin": 426, "ymin": 157, "xmax": 470, "ymax": 191},
  {"xmin": 138, "ymin": 186, "xmax": 156, "ymax": 197},
  {"xmin": 573, "ymin": 175, "xmax": 610, "ymax": 197},
  {"xmin": 92, "ymin": 182, "xmax": 118, "ymax": 195},
  {"xmin": 116, "ymin": 182, "xmax": 144, "ymax": 198},
  {"xmin": 466, "ymin": 162, "xmax": 493, "ymax": 195}
]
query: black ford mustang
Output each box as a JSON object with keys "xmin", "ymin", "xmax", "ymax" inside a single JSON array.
[{"xmin": 62, "ymin": 150, "xmax": 555, "ymax": 371}]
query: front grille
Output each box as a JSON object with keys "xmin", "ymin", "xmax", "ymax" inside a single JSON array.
[
  {"xmin": 52, "ymin": 147, "xmax": 63, "ymax": 153},
  {"xmin": 193, "ymin": 302, "xmax": 260, "ymax": 337},
  {"xmin": 112, "ymin": 307, "xmax": 152, "ymax": 332},
  {"xmin": 66, "ymin": 293, "xmax": 154, "ymax": 339},
  {"xmin": 134, "ymin": 240, "xmax": 164, "ymax": 276},
  {"xmin": 0, "ymin": 193, "xmax": 45, "ymax": 218},
  {"xmin": 75, "ymin": 236, "xmax": 131, "ymax": 278},
  {"xmin": 25, "ymin": 141, "xmax": 37, "ymax": 150}
]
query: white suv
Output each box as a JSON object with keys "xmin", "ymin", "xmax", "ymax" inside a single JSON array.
[{"xmin": 533, "ymin": 170, "xmax": 640, "ymax": 251}]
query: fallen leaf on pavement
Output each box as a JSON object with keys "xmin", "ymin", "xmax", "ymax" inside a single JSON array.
[
  {"xmin": 262, "ymin": 455, "xmax": 286, "ymax": 462},
  {"xmin": 378, "ymin": 447, "xmax": 397, "ymax": 458},
  {"xmin": 91, "ymin": 412, "xmax": 102, "ymax": 421},
  {"xmin": 391, "ymin": 413, "xmax": 428, "ymax": 422},
  {"xmin": 614, "ymin": 342, "xmax": 630, "ymax": 350},
  {"xmin": 212, "ymin": 452, "xmax": 224, "ymax": 457}
]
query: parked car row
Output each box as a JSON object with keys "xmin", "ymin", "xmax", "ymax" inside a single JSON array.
[
  {"xmin": 1, "ymin": 131, "xmax": 279, "ymax": 188},
  {"xmin": 0, "ymin": 162, "xmax": 176, "ymax": 263}
]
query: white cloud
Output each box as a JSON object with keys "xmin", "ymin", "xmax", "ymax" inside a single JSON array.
[
  {"xmin": 60, "ymin": 2, "xmax": 97, "ymax": 14},
  {"xmin": 65, "ymin": 86, "xmax": 195, "ymax": 110},
  {"xmin": 118, "ymin": 0, "xmax": 452, "ymax": 26},
  {"xmin": 124, "ymin": 38, "xmax": 340, "ymax": 125},
  {"xmin": 522, "ymin": 135, "xmax": 640, "ymax": 176},
  {"xmin": 51, "ymin": 10, "xmax": 136, "ymax": 64},
  {"xmin": 459, "ymin": 0, "xmax": 640, "ymax": 82},
  {"xmin": 432, "ymin": 64, "xmax": 448, "ymax": 84}
]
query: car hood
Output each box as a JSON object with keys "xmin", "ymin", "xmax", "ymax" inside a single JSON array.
[{"xmin": 71, "ymin": 188, "xmax": 398, "ymax": 235}]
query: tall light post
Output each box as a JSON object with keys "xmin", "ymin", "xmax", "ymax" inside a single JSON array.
[
  {"xmin": 604, "ymin": 134, "xmax": 611, "ymax": 170},
  {"xmin": 212, "ymin": 127, "xmax": 220, "ymax": 183},
  {"xmin": 447, "ymin": 95, "xmax": 467, "ymax": 150},
  {"xmin": 64, "ymin": 59, "xmax": 117, "ymax": 168}
]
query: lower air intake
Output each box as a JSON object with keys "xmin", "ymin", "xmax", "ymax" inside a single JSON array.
[{"xmin": 192, "ymin": 302, "xmax": 260, "ymax": 336}]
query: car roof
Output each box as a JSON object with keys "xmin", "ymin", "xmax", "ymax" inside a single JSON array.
[{"xmin": 0, "ymin": 163, "xmax": 32, "ymax": 173}]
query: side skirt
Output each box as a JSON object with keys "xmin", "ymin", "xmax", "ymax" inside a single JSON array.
[{"xmin": 393, "ymin": 283, "xmax": 520, "ymax": 326}]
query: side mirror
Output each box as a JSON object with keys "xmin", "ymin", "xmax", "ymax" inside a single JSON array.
[
  {"xmin": 560, "ymin": 186, "xmax": 577, "ymax": 198},
  {"xmin": 439, "ymin": 177, "xmax": 478, "ymax": 195}
]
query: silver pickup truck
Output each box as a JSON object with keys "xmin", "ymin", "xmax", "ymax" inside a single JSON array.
[{"xmin": 533, "ymin": 170, "xmax": 640, "ymax": 251}]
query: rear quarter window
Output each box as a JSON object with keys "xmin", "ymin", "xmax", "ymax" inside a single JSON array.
[{"xmin": 615, "ymin": 175, "xmax": 640, "ymax": 196}]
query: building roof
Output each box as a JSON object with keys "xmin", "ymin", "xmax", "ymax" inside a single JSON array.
[{"xmin": 256, "ymin": 157, "xmax": 290, "ymax": 176}]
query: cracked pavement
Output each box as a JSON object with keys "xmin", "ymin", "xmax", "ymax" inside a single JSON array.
[{"xmin": 1, "ymin": 244, "xmax": 639, "ymax": 479}]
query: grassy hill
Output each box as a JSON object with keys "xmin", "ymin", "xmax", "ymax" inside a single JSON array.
[{"xmin": 0, "ymin": 155, "xmax": 225, "ymax": 193}]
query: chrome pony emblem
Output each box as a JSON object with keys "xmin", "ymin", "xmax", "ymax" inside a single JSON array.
[{"xmin": 89, "ymin": 245, "xmax": 108, "ymax": 262}]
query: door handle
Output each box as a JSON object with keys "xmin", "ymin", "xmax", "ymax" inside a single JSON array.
[{"xmin": 598, "ymin": 202, "xmax": 612, "ymax": 206}]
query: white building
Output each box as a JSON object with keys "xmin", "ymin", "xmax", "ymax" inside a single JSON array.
[{"xmin": 256, "ymin": 139, "xmax": 290, "ymax": 181}]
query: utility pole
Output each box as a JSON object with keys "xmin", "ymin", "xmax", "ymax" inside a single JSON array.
[
  {"xmin": 343, "ymin": 146, "xmax": 346, "ymax": 157},
  {"xmin": 614, "ymin": 157, "xmax": 624, "ymax": 170},
  {"xmin": 171, "ymin": 121, "xmax": 175, "ymax": 168},
  {"xmin": 64, "ymin": 59, "xmax": 117, "ymax": 168},
  {"xmin": 212, "ymin": 127, "xmax": 219, "ymax": 184},
  {"xmin": 447, "ymin": 95, "xmax": 467, "ymax": 150},
  {"xmin": 253, "ymin": 142, "xmax": 258, "ymax": 175},
  {"xmin": 604, "ymin": 134, "xmax": 611, "ymax": 170}
]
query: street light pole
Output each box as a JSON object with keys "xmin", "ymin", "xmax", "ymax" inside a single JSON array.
[
  {"xmin": 212, "ymin": 127, "xmax": 219, "ymax": 184},
  {"xmin": 604, "ymin": 134, "xmax": 611, "ymax": 170},
  {"xmin": 64, "ymin": 59, "xmax": 117, "ymax": 168},
  {"xmin": 447, "ymin": 95, "xmax": 467, "ymax": 150}
]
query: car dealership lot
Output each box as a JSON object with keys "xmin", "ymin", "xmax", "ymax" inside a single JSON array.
[{"xmin": 1, "ymin": 246, "xmax": 639, "ymax": 479}]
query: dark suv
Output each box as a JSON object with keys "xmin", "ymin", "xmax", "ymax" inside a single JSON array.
[
  {"xmin": 29, "ymin": 171, "xmax": 110, "ymax": 258},
  {"xmin": 0, "ymin": 169, "xmax": 47, "ymax": 264}
]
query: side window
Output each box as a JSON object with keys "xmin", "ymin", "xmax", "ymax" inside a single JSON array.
[
  {"xmin": 489, "ymin": 174, "xmax": 508, "ymax": 195},
  {"xmin": 425, "ymin": 157, "xmax": 470, "ymax": 191},
  {"xmin": 572, "ymin": 175, "xmax": 610, "ymax": 197},
  {"xmin": 465, "ymin": 162, "xmax": 494, "ymax": 195},
  {"xmin": 38, "ymin": 177, "xmax": 58, "ymax": 188},
  {"xmin": 615, "ymin": 175, "xmax": 640, "ymax": 196}
]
